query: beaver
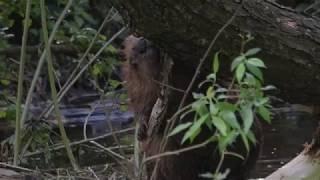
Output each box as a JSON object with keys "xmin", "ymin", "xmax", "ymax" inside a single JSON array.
[{"xmin": 119, "ymin": 35, "xmax": 262, "ymax": 180}]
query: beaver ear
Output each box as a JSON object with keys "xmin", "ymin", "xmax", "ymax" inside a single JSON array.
[{"xmin": 136, "ymin": 38, "xmax": 147, "ymax": 54}]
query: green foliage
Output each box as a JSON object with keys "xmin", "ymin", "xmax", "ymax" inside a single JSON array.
[
  {"xmin": 0, "ymin": 0, "xmax": 120, "ymax": 94},
  {"xmin": 0, "ymin": 0, "xmax": 122, "ymax": 167},
  {"xmin": 0, "ymin": 0, "xmax": 115, "ymax": 72},
  {"xmin": 0, "ymin": 104, "xmax": 16, "ymax": 122},
  {"xmin": 170, "ymin": 36, "xmax": 272, "ymax": 157}
]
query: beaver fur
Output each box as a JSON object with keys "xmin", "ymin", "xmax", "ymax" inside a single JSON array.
[{"xmin": 119, "ymin": 35, "xmax": 262, "ymax": 180}]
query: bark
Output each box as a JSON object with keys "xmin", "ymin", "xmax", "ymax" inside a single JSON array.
[
  {"xmin": 265, "ymin": 152, "xmax": 320, "ymax": 180},
  {"xmin": 101, "ymin": 0, "xmax": 320, "ymax": 104}
]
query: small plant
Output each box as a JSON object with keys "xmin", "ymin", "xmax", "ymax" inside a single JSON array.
[{"xmin": 169, "ymin": 35, "xmax": 273, "ymax": 178}]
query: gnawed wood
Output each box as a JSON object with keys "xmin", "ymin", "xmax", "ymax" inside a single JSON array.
[{"xmin": 147, "ymin": 53, "xmax": 173, "ymax": 137}]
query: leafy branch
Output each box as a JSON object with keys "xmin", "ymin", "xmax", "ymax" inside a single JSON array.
[{"xmin": 170, "ymin": 35, "xmax": 273, "ymax": 178}]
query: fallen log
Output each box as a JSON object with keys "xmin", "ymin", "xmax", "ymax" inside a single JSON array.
[{"xmin": 101, "ymin": 0, "xmax": 320, "ymax": 104}]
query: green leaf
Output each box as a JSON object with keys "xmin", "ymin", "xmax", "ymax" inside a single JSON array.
[
  {"xmin": 240, "ymin": 131, "xmax": 250, "ymax": 152},
  {"xmin": 182, "ymin": 114, "xmax": 209, "ymax": 143},
  {"xmin": 192, "ymin": 92, "xmax": 204, "ymax": 99},
  {"xmin": 169, "ymin": 122, "xmax": 192, "ymax": 137},
  {"xmin": 0, "ymin": 111, "xmax": 7, "ymax": 118},
  {"xmin": 240, "ymin": 105, "xmax": 254, "ymax": 133},
  {"xmin": 216, "ymin": 88, "xmax": 228, "ymax": 93},
  {"xmin": 106, "ymin": 45, "xmax": 117, "ymax": 54},
  {"xmin": 217, "ymin": 94, "xmax": 227, "ymax": 100},
  {"xmin": 213, "ymin": 52, "xmax": 220, "ymax": 74},
  {"xmin": 206, "ymin": 86, "xmax": 214, "ymax": 99},
  {"xmin": 258, "ymin": 105, "xmax": 271, "ymax": 123},
  {"xmin": 247, "ymin": 58, "xmax": 266, "ymax": 68},
  {"xmin": 244, "ymin": 73, "xmax": 257, "ymax": 86},
  {"xmin": 220, "ymin": 110, "xmax": 240, "ymax": 129},
  {"xmin": 205, "ymin": 117, "xmax": 213, "ymax": 130},
  {"xmin": 0, "ymin": 79, "xmax": 10, "ymax": 86},
  {"xmin": 209, "ymin": 101, "xmax": 218, "ymax": 115},
  {"xmin": 218, "ymin": 130, "xmax": 238, "ymax": 153},
  {"xmin": 218, "ymin": 102, "xmax": 237, "ymax": 111},
  {"xmin": 212, "ymin": 116, "xmax": 227, "ymax": 136},
  {"xmin": 199, "ymin": 173, "xmax": 214, "ymax": 179},
  {"xmin": 254, "ymin": 97, "xmax": 269, "ymax": 107},
  {"xmin": 247, "ymin": 130, "xmax": 257, "ymax": 144},
  {"xmin": 206, "ymin": 73, "xmax": 216, "ymax": 81},
  {"xmin": 195, "ymin": 101, "xmax": 209, "ymax": 117},
  {"xmin": 262, "ymin": 85, "xmax": 277, "ymax": 91},
  {"xmin": 246, "ymin": 64, "xmax": 263, "ymax": 81},
  {"xmin": 244, "ymin": 48, "xmax": 261, "ymax": 56},
  {"xmin": 231, "ymin": 55, "xmax": 245, "ymax": 71},
  {"xmin": 236, "ymin": 63, "xmax": 245, "ymax": 82},
  {"xmin": 92, "ymin": 64, "xmax": 101, "ymax": 76},
  {"xmin": 109, "ymin": 79, "xmax": 121, "ymax": 89},
  {"xmin": 189, "ymin": 127, "xmax": 201, "ymax": 143}
]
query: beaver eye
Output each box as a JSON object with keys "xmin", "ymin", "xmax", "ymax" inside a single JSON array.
[{"xmin": 120, "ymin": 44, "xmax": 125, "ymax": 50}]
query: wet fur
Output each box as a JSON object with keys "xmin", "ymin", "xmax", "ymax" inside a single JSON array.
[
  {"xmin": 120, "ymin": 35, "xmax": 261, "ymax": 180},
  {"xmin": 120, "ymin": 35, "xmax": 161, "ymax": 140}
]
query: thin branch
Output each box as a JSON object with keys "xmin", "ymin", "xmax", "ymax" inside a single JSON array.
[
  {"xmin": 40, "ymin": 26, "xmax": 127, "ymax": 119},
  {"xmin": 152, "ymin": 79, "xmax": 185, "ymax": 93},
  {"xmin": 19, "ymin": 0, "xmax": 73, "ymax": 129},
  {"xmin": 90, "ymin": 141, "xmax": 125, "ymax": 160},
  {"xmin": 0, "ymin": 45, "xmax": 79, "ymax": 57},
  {"xmin": 14, "ymin": 0, "xmax": 32, "ymax": 166},
  {"xmin": 39, "ymin": 8, "xmax": 121, "ymax": 119},
  {"xmin": 144, "ymin": 139, "xmax": 211, "ymax": 163},
  {"xmin": 88, "ymin": 167, "xmax": 100, "ymax": 180},
  {"xmin": 151, "ymin": 3, "xmax": 244, "ymax": 179},
  {"xmin": 0, "ymin": 162, "xmax": 35, "ymax": 173},
  {"xmin": 22, "ymin": 127, "xmax": 134, "ymax": 157},
  {"xmin": 40, "ymin": 0, "xmax": 79, "ymax": 170},
  {"xmin": 83, "ymin": 102, "xmax": 100, "ymax": 140}
]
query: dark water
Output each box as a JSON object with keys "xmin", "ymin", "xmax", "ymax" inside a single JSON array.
[
  {"xmin": 251, "ymin": 111, "xmax": 317, "ymax": 178},
  {"xmin": 58, "ymin": 99, "xmax": 317, "ymax": 178},
  {"xmin": 51, "ymin": 98, "xmax": 318, "ymax": 178},
  {"xmin": 5, "ymin": 93, "xmax": 315, "ymax": 178}
]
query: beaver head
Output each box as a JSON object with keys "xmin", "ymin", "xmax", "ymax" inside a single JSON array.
[{"xmin": 119, "ymin": 35, "xmax": 162, "ymax": 115}]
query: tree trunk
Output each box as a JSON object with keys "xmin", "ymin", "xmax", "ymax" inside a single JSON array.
[{"xmin": 102, "ymin": 0, "xmax": 320, "ymax": 104}]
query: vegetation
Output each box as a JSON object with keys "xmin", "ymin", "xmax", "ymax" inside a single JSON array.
[
  {"xmin": 0, "ymin": 0, "xmax": 125, "ymax": 177},
  {"xmin": 1, "ymin": 0, "xmax": 319, "ymax": 180},
  {"xmin": 169, "ymin": 35, "xmax": 272, "ymax": 179}
]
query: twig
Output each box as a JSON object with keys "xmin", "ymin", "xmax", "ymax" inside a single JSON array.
[
  {"xmin": 41, "ymin": 26, "xmax": 127, "ymax": 119},
  {"xmin": 102, "ymin": 90, "xmax": 133, "ymax": 178},
  {"xmin": 83, "ymin": 103, "xmax": 100, "ymax": 140},
  {"xmin": 90, "ymin": 141, "xmax": 125, "ymax": 160},
  {"xmin": 40, "ymin": 9, "xmax": 124, "ymax": 119},
  {"xmin": 23, "ymin": 127, "xmax": 134, "ymax": 157},
  {"xmin": 0, "ymin": 45, "xmax": 78, "ymax": 57},
  {"xmin": 88, "ymin": 167, "xmax": 100, "ymax": 180},
  {"xmin": 143, "ymin": 139, "xmax": 211, "ymax": 163},
  {"xmin": 164, "ymin": 0, "xmax": 244, "ymax": 151},
  {"xmin": 152, "ymin": 3, "xmax": 244, "ymax": 179},
  {"xmin": 19, "ymin": 0, "xmax": 73, "ymax": 131},
  {"xmin": 178, "ymin": 2, "xmax": 242, "ymax": 119},
  {"xmin": 152, "ymin": 79, "xmax": 185, "ymax": 93},
  {"xmin": 215, "ymin": 151, "xmax": 225, "ymax": 175},
  {"xmin": 0, "ymin": 162, "xmax": 35, "ymax": 173},
  {"xmin": 40, "ymin": 0, "xmax": 79, "ymax": 170},
  {"xmin": 14, "ymin": 0, "xmax": 31, "ymax": 166}
]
